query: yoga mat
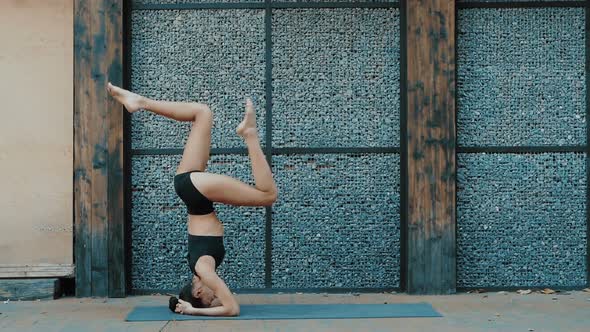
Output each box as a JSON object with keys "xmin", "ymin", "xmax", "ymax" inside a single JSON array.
[{"xmin": 126, "ymin": 303, "xmax": 442, "ymax": 321}]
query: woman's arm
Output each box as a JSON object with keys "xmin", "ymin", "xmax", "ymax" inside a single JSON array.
[
  {"xmin": 177, "ymin": 298, "xmax": 238, "ymax": 316},
  {"xmin": 175, "ymin": 269, "xmax": 239, "ymax": 316}
]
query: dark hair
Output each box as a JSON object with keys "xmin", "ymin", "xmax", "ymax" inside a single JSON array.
[
  {"xmin": 168, "ymin": 282, "xmax": 207, "ymax": 313},
  {"xmin": 179, "ymin": 281, "xmax": 206, "ymax": 308}
]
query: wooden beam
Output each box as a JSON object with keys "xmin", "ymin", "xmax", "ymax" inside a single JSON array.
[
  {"xmin": 0, "ymin": 279, "xmax": 61, "ymax": 300},
  {"xmin": 106, "ymin": 0, "xmax": 126, "ymax": 298},
  {"xmin": 74, "ymin": 0, "xmax": 125, "ymax": 297},
  {"xmin": 0, "ymin": 264, "xmax": 75, "ymax": 278},
  {"xmin": 74, "ymin": 0, "xmax": 92, "ymax": 297},
  {"xmin": 405, "ymin": 0, "xmax": 457, "ymax": 294}
]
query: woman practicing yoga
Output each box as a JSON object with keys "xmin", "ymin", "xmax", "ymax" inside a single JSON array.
[{"xmin": 107, "ymin": 82, "xmax": 278, "ymax": 316}]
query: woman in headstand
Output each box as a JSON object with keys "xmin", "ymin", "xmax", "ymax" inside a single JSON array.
[{"xmin": 107, "ymin": 82, "xmax": 278, "ymax": 317}]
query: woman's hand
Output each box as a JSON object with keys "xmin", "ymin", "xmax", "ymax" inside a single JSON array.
[{"xmin": 175, "ymin": 298, "xmax": 194, "ymax": 315}]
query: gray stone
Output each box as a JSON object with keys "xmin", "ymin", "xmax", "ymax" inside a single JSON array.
[
  {"xmin": 458, "ymin": 7, "xmax": 586, "ymax": 146},
  {"xmin": 272, "ymin": 8, "xmax": 400, "ymax": 148},
  {"xmin": 134, "ymin": 0, "xmax": 263, "ymax": 4},
  {"xmin": 131, "ymin": 9, "xmax": 266, "ymax": 149},
  {"xmin": 457, "ymin": 153, "xmax": 587, "ymax": 287},
  {"xmin": 131, "ymin": 154, "xmax": 265, "ymax": 290},
  {"xmin": 271, "ymin": 154, "xmax": 401, "ymax": 288}
]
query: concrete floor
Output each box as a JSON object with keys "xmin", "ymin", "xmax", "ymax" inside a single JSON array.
[{"xmin": 1, "ymin": 291, "xmax": 589, "ymax": 332}]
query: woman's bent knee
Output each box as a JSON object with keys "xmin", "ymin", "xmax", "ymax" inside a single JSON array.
[
  {"xmin": 191, "ymin": 103, "xmax": 213, "ymax": 122},
  {"xmin": 261, "ymin": 191, "xmax": 278, "ymax": 206}
]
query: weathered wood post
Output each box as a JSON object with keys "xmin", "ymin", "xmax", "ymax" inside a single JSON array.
[
  {"xmin": 404, "ymin": 0, "xmax": 457, "ymax": 294},
  {"xmin": 74, "ymin": 0, "xmax": 125, "ymax": 297}
]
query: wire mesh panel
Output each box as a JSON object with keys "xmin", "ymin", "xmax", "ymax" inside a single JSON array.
[
  {"xmin": 128, "ymin": 0, "xmax": 590, "ymax": 292},
  {"xmin": 131, "ymin": 154, "xmax": 266, "ymax": 291},
  {"xmin": 457, "ymin": 7, "xmax": 585, "ymax": 147},
  {"xmin": 129, "ymin": 1, "xmax": 402, "ymax": 292},
  {"xmin": 130, "ymin": 9, "xmax": 266, "ymax": 150},
  {"xmin": 272, "ymin": 8, "xmax": 400, "ymax": 148},
  {"xmin": 134, "ymin": 0, "xmax": 264, "ymax": 4},
  {"xmin": 457, "ymin": 153, "xmax": 587, "ymax": 287},
  {"xmin": 273, "ymin": 0, "xmax": 397, "ymax": 2},
  {"xmin": 271, "ymin": 154, "xmax": 401, "ymax": 288},
  {"xmin": 458, "ymin": 0, "xmax": 579, "ymax": 2},
  {"xmin": 456, "ymin": 6, "xmax": 587, "ymax": 288}
]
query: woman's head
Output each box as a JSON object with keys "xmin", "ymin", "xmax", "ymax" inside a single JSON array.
[
  {"xmin": 192, "ymin": 275, "xmax": 216, "ymax": 306},
  {"xmin": 179, "ymin": 276, "xmax": 216, "ymax": 308}
]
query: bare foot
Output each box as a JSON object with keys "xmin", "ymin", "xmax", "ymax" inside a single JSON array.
[
  {"xmin": 236, "ymin": 98, "xmax": 258, "ymax": 138},
  {"xmin": 106, "ymin": 82, "xmax": 144, "ymax": 113}
]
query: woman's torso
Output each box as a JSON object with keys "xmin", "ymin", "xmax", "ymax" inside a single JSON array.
[
  {"xmin": 174, "ymin": 170, "xmax": 224, "ymax": 236},
  {"xmin": 187, "ymin": 213, "xmax": 223, "ymax": 236}
]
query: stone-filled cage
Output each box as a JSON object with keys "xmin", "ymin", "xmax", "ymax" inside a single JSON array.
[
  {"xmin": 455, "ymin": 1, "xmax": 588, "ymax": 289},
  {"xmin": 126, "ymin": 0, "xmax": 589, "ymax": 293},
  {"xmin": 128, "ymin": 0, "xmax": 402, "ymax": 292}
]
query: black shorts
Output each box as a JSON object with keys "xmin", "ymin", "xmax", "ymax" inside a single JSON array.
[{"xmin": 187, "ymin": 234, "xmax": 225, "ymax": 276}]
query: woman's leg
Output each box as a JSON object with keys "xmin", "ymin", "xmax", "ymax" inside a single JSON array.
[
  {"xmin": 107, "ymin": 82, "xmax": 212, "ymax": 173},
  {"xmin": 191, "ymin": 99, "xmax": 278, "ymax": 206}
]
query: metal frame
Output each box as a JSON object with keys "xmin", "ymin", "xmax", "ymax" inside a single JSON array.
[
  {"xmin": 132, "ymin": 286, "xmax": 398, "ymax": 295},
  {"xmin": 454, "ymin": 0, "xmax": 460, "ymax": 296},
  {"xmin": 457, "ymin": 146, "xmax": 586, "ymax": 153},
  {"xmin": 135, "ymin": 284, "xmax": 584, "ymax": 295},
  {"xmin": 127, "ymin": 0, "xmax": 403, "ymax": 294},
  {"xmin": 131, "ymin": 0, "xmax": 587, "ymax": 11},
  {"xmin": 264, "ymin": 0, "xmax": 273, "ymax": 289},
  {"xmin": 131, "ymin": 145, "xmax": 584, "ymax": 156},
  {"xmin": 586, "ymin": 0, "xmax": 590, "ymax": 288},
  {"xmin": 133, "ymin": 2, "xmax": 400, "ymax": 10},
  {"xmin": 132, "ymin": 147, "xmax": 249, "ymax": 155},
  {"xmin": 458, "ymin": 1, "xmax": 586, "ymax": 9},
  {"xmin": 124, "ymin": 0, "xmax": 590, "ymax": 293},
  {"xmin": 123, "ymin": 0, "xmax": 134, "ymax": 294},
  {"xmin": 455, "ymin": 0, "xmax": 590, "ymax": 291},
  {"xmin": 458, "ymin": 285, "xmax": 584, "ymax": 292},
  {"xmin": 399, "ymin": 0, "xmax": 408, "ymax": 293},
  {"xmin": 131, "ymin": 147, "xmax": 400, "ymax": 155}
]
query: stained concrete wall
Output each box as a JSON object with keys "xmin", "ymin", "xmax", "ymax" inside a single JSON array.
[{"xmin": 0, "ymin": 1, "xmax": 73, "ymax": 270}]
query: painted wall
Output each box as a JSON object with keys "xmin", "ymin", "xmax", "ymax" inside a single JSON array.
[{"xmin": 0, "ymin": 0, "xmax": 73, "ymax": 271}]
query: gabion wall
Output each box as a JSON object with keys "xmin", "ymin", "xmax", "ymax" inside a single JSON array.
[
  {"xmin": 272, "ymin": 9, "xmax": 400, "ymax": 147},
  {"xmin": 272, "ymin": 154, "xmax": 400, "ymax": 288},
  {"xmin": 458, "ymin": 0, "xmax": 577, "ymax": 2},
  {"xmin": 131, "ymin": 155, "xmax": 266, "ymax": 290},
  {"xmin": 134, "ymin": 0, "xmax": 396, "ymax": 3},
  {"xmin": 134, "ymin": 0, "xmax": 264, "ymax": 5},
  {"xmin": 130, "ymin": 9, "xmax": 266, "ymax": 150},
  {"xmin": 458, "ymin": 7, "xmax": 585, "ymax": 147},
  {"xmin": 457, "ymin": 153, "xmax": 587, "ymax": 287},
  {"xmin": 457, "ymin": 7, "xmax": 587, "ymax": 287},
  {"xmin": 130, "ymin": 3, "xmax": 401, "ymax": 291},
  {"xmin": 130, "ymin": 1, "xmax": 588, "ymax": 291}
]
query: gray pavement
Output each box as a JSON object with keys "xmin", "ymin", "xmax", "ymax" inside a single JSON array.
[{"xmin": 1, "ymin": 291, "xmax": 589, "ymax": 331}]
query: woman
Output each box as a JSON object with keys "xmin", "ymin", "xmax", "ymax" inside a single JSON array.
[{"xmin": 107, "ymin": 82, "xmax": 278, "ymax": 316}]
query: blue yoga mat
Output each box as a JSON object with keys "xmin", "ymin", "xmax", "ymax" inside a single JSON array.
[{"xmin": 126, "ymin": 303, "xmax": 442, "ymax": 321}]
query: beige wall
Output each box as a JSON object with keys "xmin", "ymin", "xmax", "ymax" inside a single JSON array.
[{"xmin": 0, "ymin": 0, "xmax": 73, "ymax": 271}]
